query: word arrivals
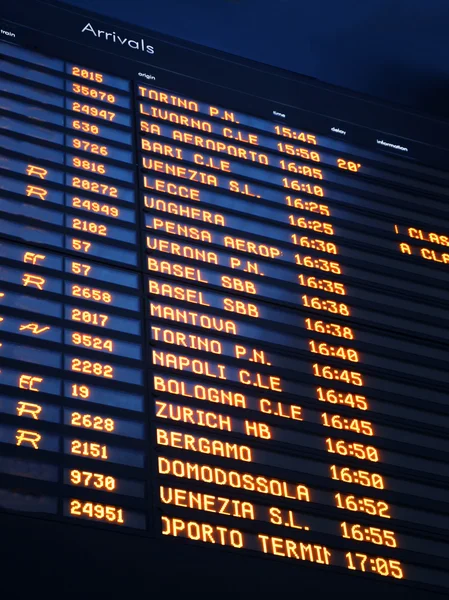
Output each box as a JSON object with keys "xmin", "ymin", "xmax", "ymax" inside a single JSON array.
[{"xmin": 81, "ymin": 23, "xmax": 155, "ymax": 53}]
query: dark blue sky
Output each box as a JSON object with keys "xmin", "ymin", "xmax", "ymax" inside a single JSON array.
[{"xmin": 62, "ymin": 0, "xmax": 449, "ymax": 118}]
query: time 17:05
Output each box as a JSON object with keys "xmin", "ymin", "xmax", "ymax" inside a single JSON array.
[{"xmin": 346, "ymin": 553, "xmax": 403, "ymax": 579}]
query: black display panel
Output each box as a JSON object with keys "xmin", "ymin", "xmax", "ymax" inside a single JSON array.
[{"xmin": 2, "ymin": 1, "xmax": 449, "ymax": 597}]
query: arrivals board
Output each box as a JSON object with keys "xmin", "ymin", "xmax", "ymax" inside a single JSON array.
[{"xmin": 1, "ymin": 1, "xmax": 449, "ymax": 596}]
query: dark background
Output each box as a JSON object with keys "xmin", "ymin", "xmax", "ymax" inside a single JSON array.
[
  {"xmin": 1, "ymin": 511, "xmax": 445, "ymax": 599},
  {"xmin": 1, "ymin": 3, "xmax": 449, "ymax": 598},
  {"xmin": 60, "ymin": 0, "xmax": 449, "ymax": 119}
]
